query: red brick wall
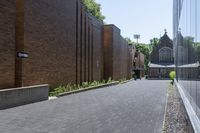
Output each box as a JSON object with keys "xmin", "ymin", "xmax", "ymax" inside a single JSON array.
[
  {"xmin": 21, "ymin": 0, "xmax": 77, "ymax": 88},
  {"xmin": 103, "ymin": 25, "xmax": 132, "ymax": 80},
  {"xmin": 134, "ymin": 52, "xmax": 145, "ymax": 77},
  {"xmin": 91, "ymin": 17, "xmax": 104, "ymax": 81},
  {"xmin": 121, "ymin": 38, "xmax": 133, "ymax": 80},
  {"xmin": 0, "ymin": 0, "xmax": 16, "ymax": 89},
  {"xmin": 22, "ymin": 0, "xmax": 104, "ymax": 88},
  {"xmin": 0, "ymin": 0, "xmax": 132, "ymax": 89},
  {"xmin": 76, "ymin": 3, "xmax": 104, "ymax": 84},
  {"xmin": 138, "ymin": 53, "xmax": 145, "ymax": 69},
  {"xmin": 127, "ymin": 45, "xmax": 134, "ymax": 79},
  {"xmin": 134, "ymin": 52, "xmax": 144, "ymax": 69},
  {"xmin": 120, "ymin": 38, "xmax": 129, "ymax": 79},
  {"xmin": 112, "ymin": 26, "xmax": 122, "ymax": 80},
  {"xmin": 103, "ymin": 25, "xmax": 113, "ymax": 80}
]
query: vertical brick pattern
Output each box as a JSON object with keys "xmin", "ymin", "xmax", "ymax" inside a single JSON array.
[
  {"xmin": 0, "ymin": 0, "xmax": 133, "ymax": 89},
  {"xmin": 112, "ymin": 26, "xmax": 121, "ymax": 80},
  {"xmin": 0, "ymin": 0, "xmax": 16, "ymax": 89},
  {"xmin": 76, "ymin": 1, "xmax": 82, "ymax": 84},
  {"xmin": 103, "ymin": 25, "xmax": 132, "ymax": 80},
  {"xmin": 76, "ymin": 3, "xmax": 104, "ymax": 84},
  {"xmin": 76, "ymin": 0, "xmax": 80, "ymax": 84},
  {"xmin": 91, "ymin": 15, "xmax": 103, "ymax": 81},
  {"xmin": 103, "ymin": 25, "xmax": 113, "ymax": 80},
  {"xmin": 120, "ymin": 38, "xmax": 127, "ymax": 79},
  {"xmin": 15, "ymin": 0, "xmax": 25, "ymax": 87},
  {"xmin": 127, "ymin": 45, "xmax": 134, "ymax": 79},
  {"xmin": 80, "ymin": 7, "xmax": 85, "ymax": 83},
  {"xmin": 23, "ymin": 0, "xmax": 77, "ymax": 88},
  {"xmin": 134, "ymin": 52, "xmax": 145, "ymax": 77}
]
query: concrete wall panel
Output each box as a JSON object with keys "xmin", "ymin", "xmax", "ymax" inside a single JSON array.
[{"xmin": 0, "ymin": 84, "xmax": 49, "ymax": 110}]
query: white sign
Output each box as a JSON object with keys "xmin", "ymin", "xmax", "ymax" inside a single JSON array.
[{"xmin": 17, "ymin": 52, "xmax": 29, "ymax": 58}]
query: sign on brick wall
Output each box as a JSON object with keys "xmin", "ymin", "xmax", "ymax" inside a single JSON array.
[{"xmin": 17, "ymin": 52, "xmax": 29, "ymax": 58}]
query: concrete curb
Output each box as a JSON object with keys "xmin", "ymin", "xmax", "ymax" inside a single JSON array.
[
  {"xmin": 57, "ymin": 81, "xmax": 119, "ymax": 97},
  {"xmin": 120, "ymin": 78, "xmax": 134, "ymax": 84},
  {"xmin": 162, "ymin": 84, "xmax": 169, "ymax": 132}
]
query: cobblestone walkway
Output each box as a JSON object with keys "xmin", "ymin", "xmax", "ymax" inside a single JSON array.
[{"xmin": 0, "ymin": 80, "xmax": 168, "ymax": 133}]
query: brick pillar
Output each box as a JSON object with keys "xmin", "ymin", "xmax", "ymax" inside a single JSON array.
[{"xmin": 15, "ymin": 0, "xmax": 24, "ymax": 87}]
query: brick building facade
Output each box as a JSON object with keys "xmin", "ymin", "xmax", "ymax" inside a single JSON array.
[
  {"xmin": 133, "ymin": 50, "xmax": 145, "ymax": 78},
  {"xmin": 103, "ymin": 25, "xmax": 131, "ymax": 80},
  {"xmin": 0, "ymin": 0, "xmax": 16, "ymax": 89},
  {"xmin": 149, "ymin": 32, "xmax": 175, "ymax": 79},
  {"xmin": 0, "ymin": 0, "xmax": 134, "ymax": 89}
]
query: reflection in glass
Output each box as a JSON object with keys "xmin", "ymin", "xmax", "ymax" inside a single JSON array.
[{"xmin": 174, "ymin": 0, "xmax": 200, "ymax": 120}]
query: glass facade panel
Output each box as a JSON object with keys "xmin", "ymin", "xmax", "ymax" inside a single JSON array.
[
  {"xmin": 174, "ymin": 0, "xmax": 200, "ymax": 120},
  {"xmin": 196, "ymin": 0, "xmax": 200, "ymax": 118}
]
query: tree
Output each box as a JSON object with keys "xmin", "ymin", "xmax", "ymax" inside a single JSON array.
[
  {"xmin": 196, "ymin": 43, "xmax": 200, "ymax": 61},
  {"xmin": 125, "ymin": 37, "xmax": 151, "ymax": 74},
  {"xmin": 150, "ymin": 38, "xmax": 159, "ymax": 53},
  {"xmin": 125, "ymin": 37, "xmax": 133, "ymax": 45},
  {"xmin": 82, "ymin": 0, "xmax": 105, "ymax": 21},
  {"xmin": 135, "ymin": 43, "xmax": 150, "ymax": 75}
]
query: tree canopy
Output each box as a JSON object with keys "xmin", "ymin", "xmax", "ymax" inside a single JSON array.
[
  {"xmin": 135, "ymin": 43, "xmax": 150, "ymax": 75},
  {"xmin": 125, "ymin": 37, "xmax": 150, "ymax": 75},
  {"xmin": 149, "ymin": 38, "xmax": 159, "ymax": 53},
  {"xmin": 125, "ymin": 37, "xmax": 133, "ymax": 45},
  {"xmin": 82, "ymin": 0, "xmax": 105, "ymax": 21}
]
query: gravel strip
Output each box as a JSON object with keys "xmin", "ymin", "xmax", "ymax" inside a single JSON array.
[{"xmin": 162, "ymin": 84, "xmax": 191, "ymax": 133}]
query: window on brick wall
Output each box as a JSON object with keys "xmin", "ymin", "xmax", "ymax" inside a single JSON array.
[{"xmin": 159, "ymin": 47, "xmax": 173, "ymax": 62}]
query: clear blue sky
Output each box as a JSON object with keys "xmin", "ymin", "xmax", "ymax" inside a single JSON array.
[{"xmin": 96, "ymin": 0, "xmax": 173, "ymax": 44}]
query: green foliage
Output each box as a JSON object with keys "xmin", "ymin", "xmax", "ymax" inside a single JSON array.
[
  {"xmin": 107, "ymin": 77, "xmax": 112, "ymax": 83},
  {"xmin": 125, "ymin": 37, "xmax": 151, "ymax": 75},
  {"xmin": 135, "ymin": 43, "xmax": 150, "ymax": 56},
  {"xmin": 182, "ymin": 36, "xmax": 200, "ymax": 61},
  {"xmin": 150, "ymin": 38, "xmax": 159, "ymax": 53},
  {"xmin": 196, "ymin": 43, "xmax": 200, "ymax": 61},
  {"xmin": 82, "ymin": 0, "xmax": 105, "ymax": 21},
  {"xmin": 169, "ymin": 71, "xmax": 176, "ymax": 80},
  {"xmin": 49, "ymin": 84, "xmax": 80, "ymax": 96},
  {"xmin": 183, "ymin": 36, "xmax": 194, "ymax": 45},
  {"xmin": 49, "ymin": 78, "xmax": 114, "ymax": 96},
  {"xmin": 119, "ymin": 78, "xmax": 127, "ymax": 83},
  {"xmin": 125, "ymin": 37, "xmax": 133, "ymax": 45},
  {"xmin": 135, "ymin": 43, "xmax": 150, "ymax": 75}
]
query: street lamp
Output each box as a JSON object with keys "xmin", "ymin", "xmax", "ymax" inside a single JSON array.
[
  {"xmin": 134, "ymin": 34, "xmax": 140, "ymax": 44},
  {"xmin": 133, "ymin": 34, "xmax": 141, "ymax": 78}
]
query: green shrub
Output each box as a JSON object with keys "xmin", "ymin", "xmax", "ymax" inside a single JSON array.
[
  {"xmin": 169, "ymin": 71, "xmax": 176, "ymax": 80},
  {"xmin": 119, "ymin": 78, "xmax": 127, "ymax": 83},
  {"xmin": 107, "ymin": 77, "xmax": 112, "ymax": 83},
  {"xmin": 49, "ymin": 79, "xmax": 115, "ymax": 97},
  {"xmin": 82, "ymin": 82, "xmax": 89, "ymax": 88}
]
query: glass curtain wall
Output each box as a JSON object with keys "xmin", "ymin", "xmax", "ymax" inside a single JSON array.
[{"xmin": 174, "ymin": 0, "xmax": 200, "ymax": 119}]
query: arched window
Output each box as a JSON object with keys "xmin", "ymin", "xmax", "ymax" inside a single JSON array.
[{"xmin": 159, "ymin": 47, "xmax": 173, "ymax": 62}]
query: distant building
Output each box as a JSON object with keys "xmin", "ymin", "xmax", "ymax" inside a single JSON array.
[
  {"xmin": 132, "ymin": 48, "xmax": 145, "ymax": 79},
  {"xmin": 148, "ymin": 32, "xmax": 175, "ymax": 79}
]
